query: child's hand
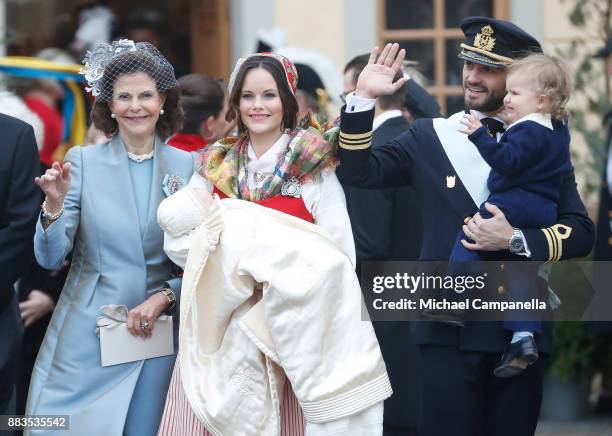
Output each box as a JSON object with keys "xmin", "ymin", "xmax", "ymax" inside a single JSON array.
[{"xmin": 458, "ymin": 111, "xmax": 483, "ymax": 135}]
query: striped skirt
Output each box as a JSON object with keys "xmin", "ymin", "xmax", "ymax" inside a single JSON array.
[{"xmin": 157, "ymin": 359, "xmax": 305, "ymax": 435}]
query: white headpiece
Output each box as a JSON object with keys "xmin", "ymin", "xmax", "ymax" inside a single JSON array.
[
  {"xmin": 80, "ymin": 39, "xmax": 177, "ymax": 101},
  {"xmin": 227, "ymin": 52, "xmax": 298, "ymax": 96}
]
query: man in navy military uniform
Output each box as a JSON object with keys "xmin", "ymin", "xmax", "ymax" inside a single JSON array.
[{"xmin": 337, "ymin": 17, "xmax": 594, "ymax": 436}]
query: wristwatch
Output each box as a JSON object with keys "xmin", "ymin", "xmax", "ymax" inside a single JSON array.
[
  {"xmin": 159, "ymin": 287, "xmax": 176, "ymax": 312},
  {"xmin": 507, "ymin": 228, "xmax": 525, "ymax": 254}
]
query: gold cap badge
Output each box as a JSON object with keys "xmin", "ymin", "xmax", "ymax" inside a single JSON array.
[{"xmin": 474, "ymin": 25, "xmax": 496, "ymax": 52}]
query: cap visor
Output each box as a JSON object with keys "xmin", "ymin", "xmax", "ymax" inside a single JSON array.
[{"xmin": 458, "ymin": 50, "xmax": 506, "ymax": 69}]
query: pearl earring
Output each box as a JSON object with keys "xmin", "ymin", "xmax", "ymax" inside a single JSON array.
[
  {"xmin": 111, "ymin": 113, "xmax": 116, "ymax": 119},
  {"xmin": 160, "ymin": 109, "xmax": 165, "ymax": 115}
]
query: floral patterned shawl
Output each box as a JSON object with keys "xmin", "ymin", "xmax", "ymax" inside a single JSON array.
[{"xmin": 198, "ymin": 115, "xmax": 340, "ymax": 202}]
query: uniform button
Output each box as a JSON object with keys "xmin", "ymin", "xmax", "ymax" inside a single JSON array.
[
  {"xmin": 498, "ymin": 285, "xmax": 505, "ymax": 294},
  {"xmin": 500, "ymin": 263, "xmax": 505, "ymax": 271},
  {"xmin": 608, "ymin": 237, "xmax": 612, "ymax": 246},
  {"xmin": 609, "ymin": 210, "xmax": 612, "ymax": 218},
  {"xmin": 464, "ymin": 216, "xmax": 470, "ymax": 224}
]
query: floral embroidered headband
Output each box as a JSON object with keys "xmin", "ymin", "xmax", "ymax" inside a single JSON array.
[
  {"xmin": 80, "ymin": 39, "xmax": 177, "ymax": 101},
  {"xmin": 228, "ymin": 52, "xmax": 298, "ymax": 96}
]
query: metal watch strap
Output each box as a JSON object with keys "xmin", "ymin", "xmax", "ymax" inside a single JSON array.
[
  {"xmin": 160, "ymin": 287, "xmax": 176, "ymax": 312},
  {"xmin": 508, "ymin": 228, "xmax": 524, "ymax": 253}
]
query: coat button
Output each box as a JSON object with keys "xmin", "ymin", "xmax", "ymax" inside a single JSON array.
[
  {"xmin": 464, "ymin": 216, "xmax": 471, "ymax": 224},
  {"xmin": 498, "ymin": 285, "xmax": 506, "ymax": 294},
  {"xmin": 500, "ymin": 263, "xmax": 505, "ymax": 271}
]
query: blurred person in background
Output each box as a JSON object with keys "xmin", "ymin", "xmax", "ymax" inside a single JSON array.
[
  {"xmin": 294, "ymin": 63, "xmax": 330, "ymax": 122},
  {"xmin": 168, "ymin": 73, "xmax": 233, "ymax": 152},
  {"xmin": 400, "ymin": 65, "xmax": 441, "ymax": 122},
  {"xmin": 9, "ymin": 50, "xmax": 76, "ymax": 170},
  {"xmin": 594, "ymin": 37, "xmax": 612, "ymax": 262},
  {"xmin": 120, "ymin": 7, "xmax": 191, "ymax": 79},
  {"xmin": 255, "ymin": 28, "xmax": 344, "ymax": 122},
  {"xmin": 590, "ymin": 38, "xmax": 612, "ymax": 405},
  {"xmin": 70, "ymin": 1, "xmax": 115, "ymax": 59},
  {"xmin": 0, "ymin": 90, "xmax": 44, "ymax": 147}
]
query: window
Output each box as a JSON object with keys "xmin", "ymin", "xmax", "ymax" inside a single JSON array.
[{"xmin": 380, "ymin": 0, "xmax": 509, "ymax": 115}]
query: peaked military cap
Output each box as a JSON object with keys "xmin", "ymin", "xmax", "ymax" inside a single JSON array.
[{"xmin": 458, "ymin": 17, "xmax": 542, "ymax": 68}]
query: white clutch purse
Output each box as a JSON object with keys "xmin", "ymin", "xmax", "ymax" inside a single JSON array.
[{"xmin": 96, "ymin": 305, "xmax": 174, "ymax": 367}]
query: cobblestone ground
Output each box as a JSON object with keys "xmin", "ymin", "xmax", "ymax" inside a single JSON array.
[{"xmin": 535, "ymin": 417, "xmax": 612, "ymax": 436}]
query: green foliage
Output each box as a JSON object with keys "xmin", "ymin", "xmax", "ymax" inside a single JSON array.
[
  {"xmin": 550, "ymin": 322, "xmax": 594, "ymax": 383},
  {"xmin": 548, "ymin": 262, "xmax": 596, "ymax": 383}
]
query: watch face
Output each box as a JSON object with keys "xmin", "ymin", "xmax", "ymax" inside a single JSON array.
[{"xmin": 510, "ymin": 237, "xmax": 524, "ymax": 252}]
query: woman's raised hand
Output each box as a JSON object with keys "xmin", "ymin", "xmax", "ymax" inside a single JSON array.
[
  {"xmin": 355, "ymin": 43, "xmax": 407, "ymax": 99},
  {"xmin": 35, "ymin": 161, "xmax": 72, "ymax": 211}
]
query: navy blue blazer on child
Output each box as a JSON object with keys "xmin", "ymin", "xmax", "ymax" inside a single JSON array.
[
  {"xmin": 451, "ymin": 113, "xmax": 572, "ymax": 333},
  {"xmin": 468, "ymin": 113, "xmax": 572, "ymax": 227}
]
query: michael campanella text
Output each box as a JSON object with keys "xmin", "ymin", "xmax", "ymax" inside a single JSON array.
[{"xmin": 372, "ymin": 298, "xmax": 547, "ymax": 311}]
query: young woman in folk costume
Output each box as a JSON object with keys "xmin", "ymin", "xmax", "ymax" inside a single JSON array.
[{"xmin": 156, "ymin": 52, "xmax": 393, "ymax": 435}]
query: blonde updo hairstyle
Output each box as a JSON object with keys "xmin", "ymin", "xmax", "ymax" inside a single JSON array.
[{"xmin": 508, "ymin": 53, "xmax": 572, "ymax": 121}]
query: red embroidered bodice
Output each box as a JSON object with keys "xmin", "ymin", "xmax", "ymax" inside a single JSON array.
[{"xmin": 213, "ymin": 187, "xmax": 314, "ymax": 223}]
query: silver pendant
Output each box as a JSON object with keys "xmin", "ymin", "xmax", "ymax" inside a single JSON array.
[
  {"xmin": 281, "ymin": 176, "xmax": 301, "ymax": 198},
  {"xmin": 253, "ymin": 171, "xmax": 267, "ymax": 184}
]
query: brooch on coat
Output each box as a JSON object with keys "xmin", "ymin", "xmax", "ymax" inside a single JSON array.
[
  {"xmin": 281, "ymin": 176, "xmax": 301, "ymax": 198},
  {"xmin": 162, "ymin": 173, "xmax": 186, "ymax": 197}
]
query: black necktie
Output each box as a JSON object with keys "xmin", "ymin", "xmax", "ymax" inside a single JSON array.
[{"xmin": 480, "ymin": 117, "xmax": 506, "ymax": 137}]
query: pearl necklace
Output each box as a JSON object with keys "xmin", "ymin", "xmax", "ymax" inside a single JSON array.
[{"xmin": 127, "ymin": 150, "xmax": 154, "ymax": 163}]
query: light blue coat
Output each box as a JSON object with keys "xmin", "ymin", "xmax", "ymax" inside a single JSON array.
[{"xmin": 25, "ymin": 136, "xmax": 194, "ymax": 436}]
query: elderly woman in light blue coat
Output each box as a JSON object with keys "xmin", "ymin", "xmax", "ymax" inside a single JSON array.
[{"xmin": 25, "ymin": 40, "xmax": 193, "ymax": 435}]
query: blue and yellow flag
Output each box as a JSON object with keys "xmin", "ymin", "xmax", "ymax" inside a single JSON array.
[{"xmin": 0, "ymin": 56, "xmax": 87, "ymax": 160}]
